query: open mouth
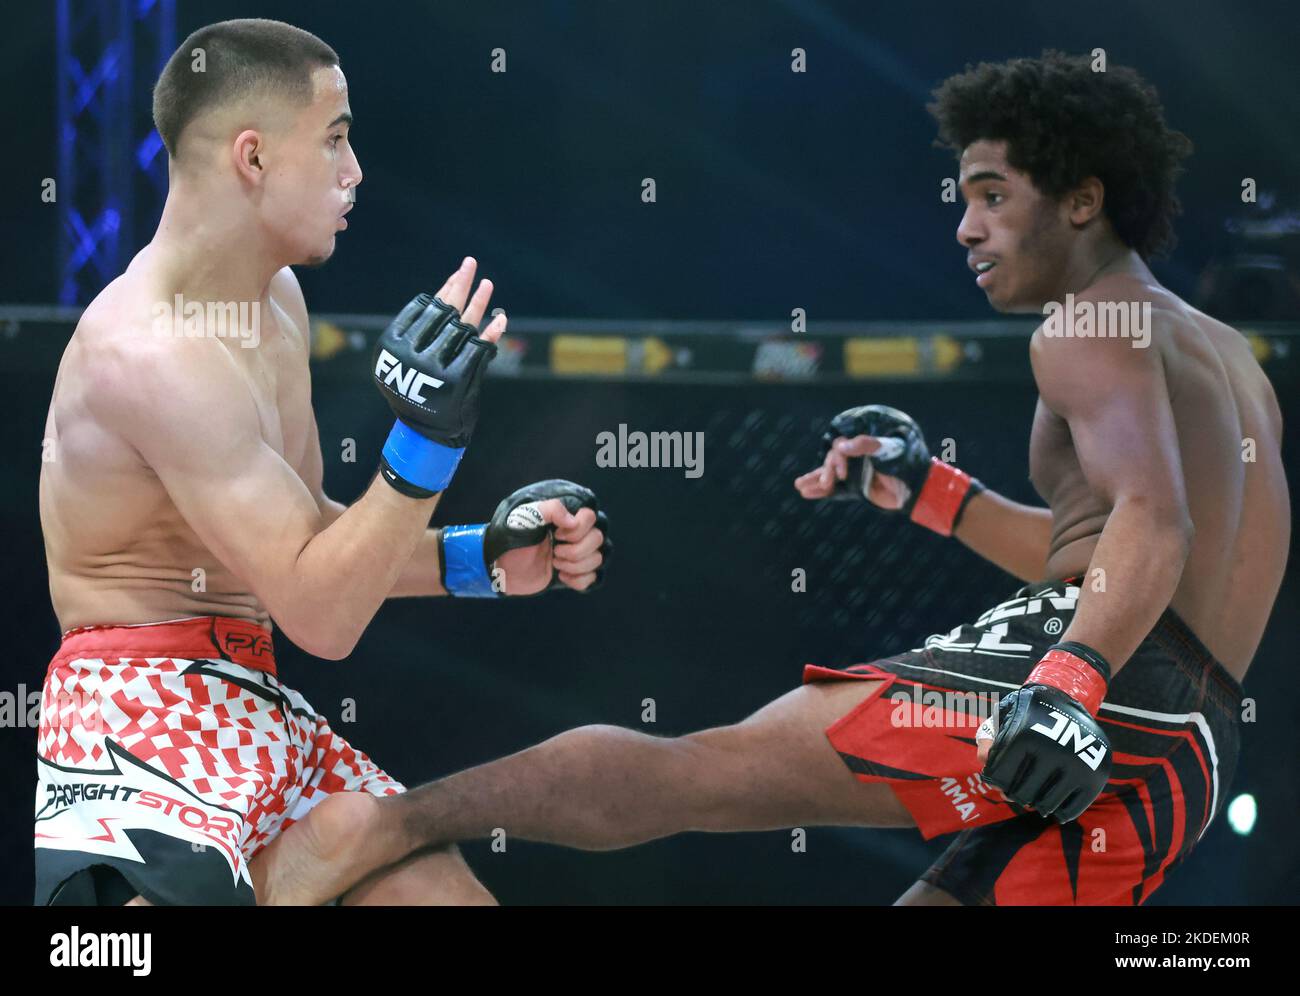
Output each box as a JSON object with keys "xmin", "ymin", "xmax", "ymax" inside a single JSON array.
[{"xmin": 974, "ymin": 260, "xmax": 997, "ymax": 287}]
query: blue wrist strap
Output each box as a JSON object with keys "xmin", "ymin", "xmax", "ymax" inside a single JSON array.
[
  {"xmin": 441, "ymin": 523, "xmax": 500, "ymax": 597},
  {"xmin": 382, "ymin": 421, "xmax": 465, "ymax": 495}
]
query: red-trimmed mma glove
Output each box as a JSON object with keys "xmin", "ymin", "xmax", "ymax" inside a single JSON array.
[
  {"xmin": 980, "ymin": 641, "xmax": 1113, "ymax": 822},
  {"xmin": 821, "ymin": 404, "xmax": 984, "ymax": 536},
  {"xmin": 438, "ymin": 480, "xmax": 611, "ymax": 597}
]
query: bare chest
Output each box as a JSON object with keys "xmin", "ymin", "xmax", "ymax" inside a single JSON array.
[{"xmin": 1027, "ymin": 398, "xmax": 1079, "ymax": 505}]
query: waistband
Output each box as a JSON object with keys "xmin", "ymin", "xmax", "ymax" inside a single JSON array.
[
  {"xmin": 52, "ymin": 616, "xmax": 277, "ymax": 678},
  {"xmin": 1019, "ymin": 575, "xmax": 1245, "ymax": 708}
]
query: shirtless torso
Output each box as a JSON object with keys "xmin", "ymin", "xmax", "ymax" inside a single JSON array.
[
  {"xmin": 43, "ymin": 246, "xmax": 1289, "ymax": 689},
  {"xmin": 40, "ymin": 251, "xmax": 318, "ymax": 634},
  {"xmin": 1030, "ymin": 272, "xmax": 1289, "ymax": 681}
]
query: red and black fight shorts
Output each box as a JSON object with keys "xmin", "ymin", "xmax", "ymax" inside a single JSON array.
[
  {"xmin": 803, "ymin": 577, "xmax": 1244, "ymax": 906},
  {"xmin": 34, "ymin": 617, "xmax": 403, "ymax": 905}
]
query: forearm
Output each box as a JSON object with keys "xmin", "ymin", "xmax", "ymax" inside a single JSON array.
[
  {"xmin": 281, "ymin": 479, "xmax": 440, "ymax": 657},
  {"xmin": 952, "ymin": 488, "xmax": 1053, "ymax": 582},
  {"xmin": 315, "ymin": 494, "xmax": 448, "ymax": 598},
  {"xmin": 387, "ymin": 527, "xmax": 450, "ymax": 598},
  {"xmin": 1060, "ymin": 497, "xmax": 1192, "ymax": 675}
]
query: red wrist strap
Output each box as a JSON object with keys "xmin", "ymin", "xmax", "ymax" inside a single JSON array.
[
  {"xmin": 1026, "ymin": 649, "xmax": 1107, "ymax": 717},
  {"xmin": 909, "ymin": 458, "xmax": 975, "ymax": 536}
]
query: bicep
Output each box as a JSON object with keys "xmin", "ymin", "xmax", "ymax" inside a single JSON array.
[
  {"xmin": 297, "ymin": 400, "xmax": 348, "ymax": 525},
  {"xmin": 94, "ymin": 342, "xmax": 325, "ymax": 615},
  {"xmin": 154, "ymin": 428, "xmax": 324, "ymax": 601},
  {"xmin": 270, "ymin": 266, "xmax": 345, "ymax": 525}
]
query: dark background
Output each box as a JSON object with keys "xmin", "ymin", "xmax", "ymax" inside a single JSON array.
[
  {"xmin": 6, "ymin": 0, "xmax": 1300, "ymax": 317},
  {"xmin": 2, "ymin": 0, "xmax": 1297, "ymax": 904}
]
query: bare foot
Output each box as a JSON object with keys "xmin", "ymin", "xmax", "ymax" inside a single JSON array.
[{"xmin": 252, "ymin": 792, "xmax": 403, "ymax": 905}]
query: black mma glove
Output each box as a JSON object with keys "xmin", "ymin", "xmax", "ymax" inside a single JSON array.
[
  {"xmin": 373, "ymin": 294, "xmax": 497, "ymax": 498},
  {"xmin": 820, "ymin": 404, "xmax": 984, "ymax": 536},
  {"xmin": 980, "ymin": 641, "xmax": 1113, "ymax": 823},
  {"xmin": 439, "ymin": 480, "xmax": 612, "ymax": 597}
]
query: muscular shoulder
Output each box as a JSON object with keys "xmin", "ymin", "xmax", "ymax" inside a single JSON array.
[
  {"xmin": 1029, "ymin": 295, "xmax": 1167, "ymax": 417},
  {"xmin": 76, "ymin": 314, "xmax": 257, "ymax": 454}
]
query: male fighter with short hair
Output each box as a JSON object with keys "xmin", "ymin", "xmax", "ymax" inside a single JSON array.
[
  {"xmin": 36, "ymin": 18, "xmax": 608, "ymax": 906},
  {"xmin": 260, "ymin": 52, "xmax": 1288, "ymax": 905}
]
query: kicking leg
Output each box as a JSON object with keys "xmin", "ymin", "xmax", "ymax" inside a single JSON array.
[
  {"xmin": 392, "ymin": 678, "xmax": 914, "ymax": 848},
  {"xmin": 677, "ymin": 679, "xmax": 914, "ymax": 833},
  {"xmin": 258, "ymin": 679, "xmax": 912, "ymax": 904}
]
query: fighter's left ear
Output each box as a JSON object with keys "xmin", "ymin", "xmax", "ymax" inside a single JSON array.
[
  {"xmin": 1066, "ymin": 176, "xmax": 1106, "ymax": 228},
  {"xmin": 232, "ymin": 129, "xmax": 267, "ymax": 183}
]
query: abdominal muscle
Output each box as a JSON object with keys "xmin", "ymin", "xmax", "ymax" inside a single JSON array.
[
  {"xmin": 40, "ymin": 409, "xmax": 272, "ymax": 635},
  {"xmin": 44, "ymin": 510, "xmax": 271, "ymax": 635}
]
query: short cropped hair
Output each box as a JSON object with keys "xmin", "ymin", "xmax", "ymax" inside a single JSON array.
[
  {"xmin": 152, "ymin": 18, "xmax": 339, "ymax": 159},
  {"xmin": 928, "ymin": 50, "xmax": 1193, "ymax": 259}
]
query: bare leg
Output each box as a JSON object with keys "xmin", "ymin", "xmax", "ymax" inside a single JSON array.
[
  {"xmin": 129, "ymin": 845, "xmax": 497, "ymax": 905},
  {"xmin": 251, "ymin": 792, "xmax": 382, "ymax": 905},
  {"xmin": 259, "ymin": 679, "xmax": 911, "ymax": 904},
  {"xmin": 249, "ymin": 798, "xmax": 494, "ymax": 906},
  {"xmin": 393, "ymin": 679, "xmax": 912, "ymax": 848}
]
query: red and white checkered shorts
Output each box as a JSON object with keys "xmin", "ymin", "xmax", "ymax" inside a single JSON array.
[{"xmin": 34, "ymin": 616, "xmax": 402, "ymax": 905}]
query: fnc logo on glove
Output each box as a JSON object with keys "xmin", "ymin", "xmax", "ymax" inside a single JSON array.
[
  {"xmin": 1032, "ymin": 709, "xmax": 1108, "ymax": 770},
  {"xmin": 375, "ymin": 349, "xmax": 445, "ymax": 404}
]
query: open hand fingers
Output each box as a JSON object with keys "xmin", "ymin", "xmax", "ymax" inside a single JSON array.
[
  {"xmin": 434, "ymin": 257, "xmax": 478, "ymax": 312},
  {"xmin": 795, "ymin": 467, "xmax": 834, "ymax": 499},
  {"xmin": 478, "ymin": 310, "xmax": 507, "ymax": 345},
  {"xmin": 834, "ymin": 434, "xmax": 885, "ymax": 457},
  {"xmin": 460, "ymin": 278, "xmax": 495, "ymax": 329},
  {"xmin": 828, "ymin": 444, "xmax": 848, "ymax": 481}
]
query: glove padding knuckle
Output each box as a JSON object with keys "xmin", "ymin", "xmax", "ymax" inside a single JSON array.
[
  {"xmin": 437, "ymin": 316, "xmax": 478, "ymax": 365},
  {"xmin": 500, "ymin": 478, "xmax": 597, "ymax": 515},
  {"xmin": 983, "ymin": 685, "xmax": 1112, "ymax": 823},
  {"xmin": 410, "ymin": 297, "xmax": 458, "ymax": 351}
]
